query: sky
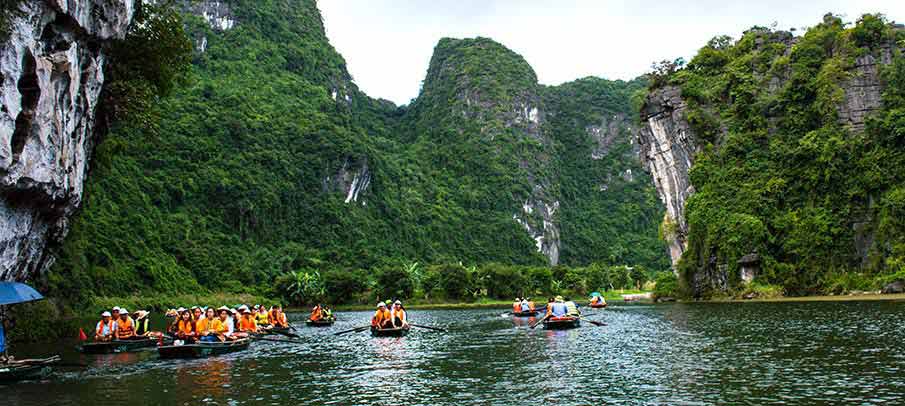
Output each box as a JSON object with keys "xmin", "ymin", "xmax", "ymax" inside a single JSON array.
[{"xmin": 319, "ymin": 1, "xmax": 905, "ymax": 105}]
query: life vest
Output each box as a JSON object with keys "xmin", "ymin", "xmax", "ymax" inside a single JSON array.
[
  {"xmin": 271, "ymin": 311, "xmax": 288, "ymax": 327},
  {"xmin": 195, "ymin": 318, "xmax": 210, "ymax": 334},
  {"xmin": 512, "ymin": 303, "xmax": 520, "ymax": 312},
  {"xmin": 529, "ymin": 302, "xmax": 535, "ymax": 311},
  {"xmin": 565, "ymin": 301, "xmax": 579, "ymax": 316},
  {"xmin": 134, "ymin": 318, "xmax": 150, "ymax": 335},
  {"xmin": 392, "ymin": 308, "xmax": 406, "ymax": 322},
  {"xmin": 310, "ymin": 306, "xmax": 322, "ymax": 321},
  {"xmin": 255, "ymin": 311, "xmax": 269, "ymax": 325},
  {"xmin": 116, "ymin": 318, "xmax": 134, "ymax": 338},
  {"xmin": 372, "ymin": 308, "xmax": 391, "ymax": 327},
  {"xmin": 239, "ymin": 316, "xmax": 257, "ymax": 332},
  {"xmin": 178, "ymin": 319, "xmax": 195, "ymax": 335},
  {"xmin": 211, "ymin": 318, "xmax": 229, "ymax": 335},
  {"xmin": 95, "ymin": 320, "xmax": 114, "ymax": 337}
]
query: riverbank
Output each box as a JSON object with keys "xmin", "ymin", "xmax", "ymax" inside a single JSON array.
[
  {"xmin": 322, "ymin": 290, "xmax": 649, "ymax": 312},
  {"xmin": 703, "ymin": 292, "xmax": 905, "ymax": 303}
]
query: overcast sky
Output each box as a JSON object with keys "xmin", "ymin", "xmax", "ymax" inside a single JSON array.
[{"xmin": 319, "ymin": 1, "xmax": 905, "ymax": 105}]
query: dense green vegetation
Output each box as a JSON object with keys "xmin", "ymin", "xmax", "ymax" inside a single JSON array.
[
  {"xmin": 40, "ymin": 0, "xmax": 667, "ymax": 312},
  {"xmin": 653, "ymin": 14, "xmax": 905, "ymax": 297}
]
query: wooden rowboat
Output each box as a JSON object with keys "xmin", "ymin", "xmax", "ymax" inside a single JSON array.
[
  {"xmin": 589, "ymin": 303, "xmax": 608, "ymax": 308},
  {"xmin": 0, "ymin": 356, "xmax": 59, "ymax": 382},
  {"xmin": 78, "ymin": 337, "xmax": 161, "ymax": 354},
  {"xmin": 305, "ymin": 318, "xmax": 335, "ymax": 327},
  {"xmin": 543, "ymin": 317, "xmax": 581, "ymax": 330},
  {"xmin": 158, "ymin": 338, "xmax": 250, "ymax": 359},
  {"xmin": 512, "ymin": 310, "xmax": 538, "ymax": 317},
  {"xmin": 370, "ymin": 326, "xmax": 410, "ymax": 337}
]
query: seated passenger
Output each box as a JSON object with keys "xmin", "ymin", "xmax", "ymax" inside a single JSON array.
[
  {"xmin": 115, "ymin": 309, "xmax": 135, "ymax": 340},
  {"xmin": 95, "ymin": 311, "xmax": 115, "ymax": 342}
]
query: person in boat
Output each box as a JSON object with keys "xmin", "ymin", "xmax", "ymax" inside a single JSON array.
[
  {"xmin": 115, "ymin": 308, "xmax": 136, "ymax": 340},
  {"xmin": 236, "ymin": 306, "xmax": 257, "ymax": 336},
  {"xmin": 94, "ymin": 311, "xmax": 115, "ymax": 342},
  {"xmin": 197, "ymin": 307, "xmax": 218, "ymax": 342},
  {"xmin": 512, "ymin": 298, "xmax": 521, "ymax": 313},
  {"xmin": 391, "ymin": 300, "xmax": 407, "ymax": 328},
  {"xmin": 176, "ymin": 308, "xmax": 197, "ymax": 342},
  {"xmin": 591, "ymin": 294, "xmax": 607, "ymax": 307},
  {"xmin": 309, "ymin": 304, "xmax": 324, "ymax": 322},
  {"xmin": 323, "ymin": 305, "xmax": 334, "ymax": 321},
  {"xmin": 133, "ymin": 310, "xmax": 151, "ymax": 337},
  {"xmin": 210, "ymin": 307, "xmax": 235, "ymax": 341},
  {"xmin": 546, "ymin": 297, "xmax": 555, "ymax": 314},
  {"xmin": 550, "ymin": 296, "xmax": 569, "ymax": 318},
  {"xmin": 564, "ymin": 297, "xmax": 580, "ymax": 317},
  {"xmin": 255, "ymin": 305, "xmax": 270, "ymax": 327},
  {"xmin": 164, "ymin": 309, "xmax": 178, "ymax": 335},
  {"xmin": 372, "ymin": 302, "xmax": 392, "ymax": 329},
  {"xmin": 520, "ymin": 298, "xmax": 531, "ymax": 312},
  {"xmin": 192, "ymin": 306, "xmax": 204, "ymax": 322},
  {"xmin": 270, "ymin": 305, "xmax": 289, "ymax": 328}
]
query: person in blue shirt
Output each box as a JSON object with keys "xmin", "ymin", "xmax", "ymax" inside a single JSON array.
[{"xmin": 550, "ymin": 296, "xmax": 568, "ymax": 317}]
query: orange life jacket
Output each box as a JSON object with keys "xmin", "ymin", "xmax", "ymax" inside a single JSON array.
[
  {"xmin": 178, "ymin": 319, "xmax": 195, "ymax": 335},
  {"xmin": 116, "ymin": 318, "xmax": 134, "ymax": 338},
  {"xmin": 238, "ymin": 316, "xmax": 257, "ymax": 332},
  {"xmin": 211, "ymin": 318, "xmax": 229, "ymax": 334},
  {"xmin": 529, "ymin": 302, "xmax": 535, "ymax": 311},
  {"xmin": 372, "ymin": 308, "xmax": 391, "ymax": 326},
  {"xmin": 196, "ymin": 318, "xmax": 210, "ymax": 334},
  {"xmin": 392, "ymin": 308, "xmax": 406, "ymax": 321},
  {"xmin": 310, "ymin": 306, "xmax": 322, "ymax": 321},
  {"xmin": 513, "ymin": 303, "xmax": 520, "ymax": 312},
  {"xmin": 96, "ymin": 319, "xmax": 114, "ymax": 337}
]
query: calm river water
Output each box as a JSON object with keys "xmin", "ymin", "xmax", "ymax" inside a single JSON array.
[{"xmin": 4, "ymin": 301, "xmax": 905, "ymax": 405}]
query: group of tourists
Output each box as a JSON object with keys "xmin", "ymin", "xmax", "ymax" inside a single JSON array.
[
  {"xmin": 371, "ymin": 300, "xmax": 408, "ymax": 329},
  {"xmin": 590, "ymin": 293, "xmax": 607, "ymax": 306},
  {"xmin": 93, "ymin": 307, "xmax": 153, "ymax": 342},
  {"xmin": 512, "ymin": 298, "xmax": 537, "ymax": 313},
  {"xmin": 308, "ymin": 304, "xmax": 334, "ymax": 322},
  {"xmin": 546, "ymin": 296, "xmax": 580, "ymax": 318},
  {"xmin": 94, "ymin": 304, "xmax": 290, "ymax": 343}
]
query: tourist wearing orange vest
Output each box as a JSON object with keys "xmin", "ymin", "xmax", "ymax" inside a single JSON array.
[
  {"xmin": 210, "ymin": 307, "xmax": 234, "ymax": 341},
  {"xmin": 95, "ymin": 311, "xmax": 115, "ymax": 342},
  {"xmin": 372, "ymin": 302, "xmax": 392, "ymax": 329},
  {"xmin": 115, "ymin": 309, "xmax": 135, "ymax": 340},
  {"xmin": 237, "ymin": 306, "xmax": 257, "ymax": 335},
  {"xmin": 270, "ymin": 305, "xmax": 289, "ymax": 328},
  {"xmin": 176, "ymin": 309, "xmax": 196, "ymax": 342},
  {"xmin": 309, "ymin": 304, "xmax": 323, "ymax": 321},
  {"xmin": 512, "ymin": 298, "xmax": 521, "ymax": 313},
  {"xmin": 391, "ymin": 300, "xmax": 407, "ymax": 328}
]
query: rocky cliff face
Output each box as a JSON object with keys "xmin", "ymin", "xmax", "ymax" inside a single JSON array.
[
  {"xmin": 638, "ymin": 86, "xmax": 698, "ymax": 267},
  {"xmin": 412, "ymin": 37, "xmax": 561, "ymax": 264},
  {"xmin": 639, "ymin": 17, "xmax": 905, "ymax": 295},
  {"xmin": 0, "ymin": 0, "xmax": 134, "ymax": 281}
]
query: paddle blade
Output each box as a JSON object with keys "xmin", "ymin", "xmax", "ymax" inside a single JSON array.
[{"xmin": 78, "ymin": 328, "xmax": 88, "ymax": 341}]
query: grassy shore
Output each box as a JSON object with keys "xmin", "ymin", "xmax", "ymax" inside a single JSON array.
[
  {"xmin": 703, "ymin": 292, "xmax": 905, "ymax": 303},
  {"xmin": 321, "ymin": 290, "xmax": 651, "ymax": 312}
]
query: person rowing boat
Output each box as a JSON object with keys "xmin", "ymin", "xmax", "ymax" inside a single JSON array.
[
  {"xmin": 371, "ymin": 302, "xmax": 392, "ymax": 329},
  {"xmin": 94, "ymin": 311, "xmax": 115, "ymax": 342}
]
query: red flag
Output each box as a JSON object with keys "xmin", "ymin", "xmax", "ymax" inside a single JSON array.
[{"xmin": 78, "ymin": 328, "xmax": 88, "ymax": 341}]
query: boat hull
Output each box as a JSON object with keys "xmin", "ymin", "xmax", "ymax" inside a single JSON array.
[
  {"xmin": 0, "ymin": 356, "xmax": 59, "ymax": 382},
  {"xmin": 158, "ymin": 339, "xmax": 250, "ymax": 359},
  {"xmin": 589, "ymin": 303, "xmax": 607, "ymax": 309},
  {"xmin": 543, "ymin": 317, "xmax": 581, "ymax": 330},
  {"xmin": 78, "ymin": 338, "xmax": 159, "ymax": 354},
  {"xmin": 512, "ymin": 310, "xmax": 538, "ymax": 317},
  {"xmin": 305, "ymin": 319, "xmax": 335, "ymax": 327},
  {"xmin": 370, "ymin": 326, "xmax": 409, "ymax": 337}
]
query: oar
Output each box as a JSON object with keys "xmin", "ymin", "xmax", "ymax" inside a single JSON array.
[
  {"xmin": 334, "ymin": 325, "xmax": 371, "ymax": 336},
  {"xmin": 409, "ymin": 323, "xmax": 447, "ymax": 332},
  {"xmin": 578, "ymin": 315, "xmax": 607, "ymax": 327},
  {"xmin": 530, "ymin": 314, "xmax": 550, "ymax": 329}
]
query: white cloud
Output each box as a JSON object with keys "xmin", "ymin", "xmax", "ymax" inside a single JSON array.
[{"xmin": 319, "ymin": 0, "xmax": 905, "ymax": 105}]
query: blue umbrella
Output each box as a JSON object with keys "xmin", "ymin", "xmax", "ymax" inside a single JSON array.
[
  {"xmin": 590, "ymin": 291, "xmax": 602, "ymax": 298},
  {"xmin": 0, "ymin": 282, "xmax": 44, "ymax": 306}
]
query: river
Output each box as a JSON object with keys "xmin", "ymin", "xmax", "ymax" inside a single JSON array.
[{"xmin": 3, "ymin": 301, "xmax": 905, "ymax": 405}]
